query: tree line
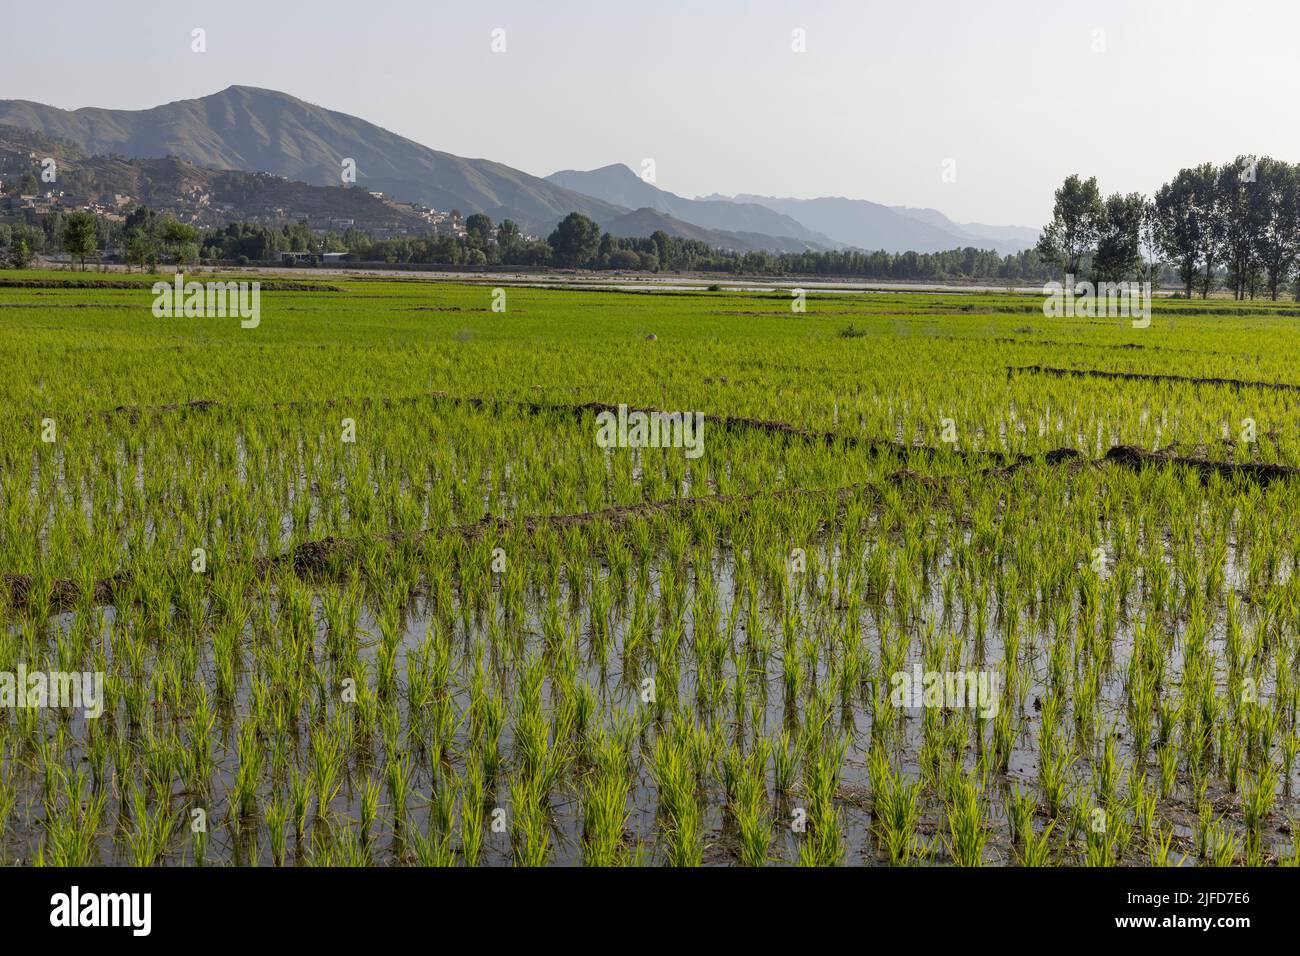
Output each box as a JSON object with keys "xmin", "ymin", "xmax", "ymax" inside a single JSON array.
[
  {"xmin": 260, "ymin": 209, "xmax": 1061, "ymax": 281},
  {"xmin": 1037, "ymin": 156, "xmax": 1300, "ymax": 299},
  {"xmin": 0, "ymin": 206, "xmax": 206, "ymax": 271},
  {"xmin": 3, "ymin": 204, "xmax": 1077, "ymax": 283}
]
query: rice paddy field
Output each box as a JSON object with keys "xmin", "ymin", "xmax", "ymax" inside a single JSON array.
[{"xmin": 6, "ymin": 268, "xmax": 1300, "ymax": 867}]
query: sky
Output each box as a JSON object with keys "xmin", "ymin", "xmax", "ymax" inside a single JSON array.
[{"xmin": 3, "ymin": 0, "xmax": 1297, "ymax": 227}]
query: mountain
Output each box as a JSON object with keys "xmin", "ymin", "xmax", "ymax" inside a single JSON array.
[
  {"xmin": 717, "ymin": 193, "xmax": 1034, "ymax": 255},
  {"xmin": 956, "ymin": 222, "xmax": 1040, "ymax": 246},
  {"xmin": 0, "ymin": 86, "xmax": 1037, "ymax": 256},
  {"xmin": 547, "ymin": 164, "xmax": 837, "ymax": 246},
  {"xmin": 890, "ymin": 205, "xmax": 1036, "ymax": 253},
  {"xmin": 725, "ymin": 194, "xmax": 963, "ymax": 253},
  {"xmin": 604, "ymin": 208, "xmax": 828, "ymax": 253},
  {"xmin": 0, "ymin": 86, "xmax": 624, "ymax": 234},
  {"xmin": 0, "ymin": 124, "xmax": 431, "ymax": 234},
  {"xmin": 0, "ymin": 122, "xmax": 84, "ymax": 163}
]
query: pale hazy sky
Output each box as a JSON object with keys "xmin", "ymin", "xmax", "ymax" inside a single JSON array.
[{"xmin": 3, "ymin": 0, "xmax": 1297, "ymax": 226}]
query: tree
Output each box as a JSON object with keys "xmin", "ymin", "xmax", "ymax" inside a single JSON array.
[
  {"xmin": 1138, "ymin": 199, "xmax": 1159, "ymax": 286},
  {"xmin": 7, "ymin": 235, "xmax": 32, "ymax": 270},
  {"xmin": 1215, "ymin": 158, "xmax": 1260, "ymax": 299},
  {"xmin": 174, "ymin": 242, "xmax": 199, "ymax": 270},
  {"xmin": 504, "ymin": 239, "xmax": 552, "ymax": 267},
  {"xmin": 125, "ymin": 233, "xmax": 156, "ymax": 273},
  {"xmin": 1035, "ymin": 174, "xmax": 1104, "ymax": 283},
  {"xmin": 1091, "ymin": 192, "xmax": 1146, "ymax": 282},
  {"xmin": 597, "ymin": 231, "xmax": 615, "ymax": 263},
  {"xmin": 496, "ymin": 219, "xmax": 520, "ymax": 251},
  {"xmin": 465, "ymin": 213, "xmax": 493, "ymax": 247},
  {"xmin": 124, "ymin": 205, "xmax": 157, "ymax": 237},
  {"xmin": 608, "ymin": 248, "xmax": 640, "ymax": 270},
  {"xmin": 159, "ymin": 218, "xmax": 199, "ymax": 266},
  {"xmin": 547, "ymin": 212, "xmax": 601, "ymax": 268},
  {"xmin": 651, "ymin": 230, "xmax": 671, "ymax": 271},
  {"xmin": 61, "ymin": 211, "xmax": 98, "ymax": 271},
  {"xmin": 1190, "ymin": 164, "xmax": 1224, "ymax": 298},
  {"xmin": 1153, "ymin": 168, "xmax": 1210, "ymax": 297},
  {"xmin": 43, "ymin": 210, "xmax": 66, "ymax": 250},
  {"xmin": 1250, "ymin": 157, "xmax": 1300, "ymax": 300}
]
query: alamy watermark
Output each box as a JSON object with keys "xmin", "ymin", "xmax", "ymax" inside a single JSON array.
[
  {"xmin": 50, "ymin": 886, "xmax": 150, "ymax": 936},
  {"xmin": 1043, "ymin": 276, "xmax": 1150, "ymax": 327},
  {"xmin": 152, "ymin": 274, "xmax": 260, "ymax": 328},
  {"xmin": 595, "ymin": 404, "xmax": 705, "ymax": 459},
  {"xmin": 0, "ymin": 664, "xmax": 104, "ymax": 718},
  {"xmin": 889, "ymin": 665, "xmax": 1000, "ymax": 718}
]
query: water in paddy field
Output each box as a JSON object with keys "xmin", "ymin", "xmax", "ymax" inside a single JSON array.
[{"xmin": 3, "ymin": 523, "xmax": 1296, "ymax": 867}]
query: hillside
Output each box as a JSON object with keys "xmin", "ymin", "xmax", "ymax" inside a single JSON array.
[
  {"xmin": 547, "ymin": 164, "xmax": 837, "ymax": 246},
  {"xmin": 0, "ymin": 86, "xmax": 624, "ymax": 234},
  {"xmin": 0, "ymin": 125, "xmax": 430, "ymax": 234}
]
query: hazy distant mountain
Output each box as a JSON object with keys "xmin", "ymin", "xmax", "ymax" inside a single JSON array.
[
  {"xmin": 0, "ymin": 86, "xmax": 624, "ymax": 234},
  {"xmin": 604, "ymin": 207, "xmax": 829, "ymax": 253},
  {"xmin": 723, "ymin": 194, "xmax": 955, "ymax": 253},
  {"xmin": 890, "ymin": 205, "xmax": 1036, "ymax": 252},
  {"xmin": 717, "ymin": 193, "xmax": 1033, "ymax": 255},
  {"xmin": 956, "ymin": 222, "xmax": 1040, "ymax": 246},
  {"xmin": 547, "ymin": 164, "xmax": 838, "ymax": 246}
]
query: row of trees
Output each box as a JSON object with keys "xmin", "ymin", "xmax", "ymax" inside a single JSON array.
[
  {"xmin": 4, "ymin": 203, "xmax": 1159, "ymax": 283},
  {"xmin": 0, "ymin": 207, "xmax": 206, "ymax": 271},
  {"xmin": 539, "ymin": 213, "xmax": 1065, "ymax": 279},
  {"xmin": 118, "ymin": 207, "xmax": 203, "ymax": 271},
  {"xmin": 345, "ymin": 210, "xmax": 1062, "ymax": 280},
  {"xmin": 0, "ymin": 202, "xmax": 1068, "ymax": 281},
  {"xmin": 0, "ymin": 210, "xmax": 121, "ymax": 269},
  {"xmin": 0, "ymin": 212, "xmax": 101, "ymax": 270},
  {"xmin": 199, "ymin": 219, "xmax": 340, "ymax": 262},
  {"xmin": 1037, "ymin": 156, "xmax": 1300, "ymax": 299}
]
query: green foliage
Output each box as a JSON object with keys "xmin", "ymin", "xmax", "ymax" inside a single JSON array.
[{"xmin": 0, "ymin": 274, "xmax": 1296, "ymax": 868}]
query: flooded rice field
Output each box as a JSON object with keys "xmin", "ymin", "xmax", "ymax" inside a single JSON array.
[{"xmin": 6, "ymin": 278, "xmax": 1300, "ymax": 868}]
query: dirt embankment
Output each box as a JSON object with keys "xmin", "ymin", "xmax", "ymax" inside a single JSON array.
[{"xmin": 1009, "ymin": 364, "xmax": 1300, "ymax": 394}]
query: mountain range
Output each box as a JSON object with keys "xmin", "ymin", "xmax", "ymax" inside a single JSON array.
[
  {"xmin": 552, "ymin": 166, "xmax": 1035, "ymax": 254},
  {"xmin": 717, "ymin": 195, "xmax": 1034, "ymax": 255},
  {"xmin": 0, "ymin": 123, "xmax": 433, "ymax": 234},
  {"xmin": 0, "ymin": 86, "xmax": 623, "ymax": 235},
  {"xmin": 546, "ymin": 164, "xmax": 837, "ymax": 247},
  {"xmin": 0, "ymin": 85, "xmax": 1036, "ymax": 254}
]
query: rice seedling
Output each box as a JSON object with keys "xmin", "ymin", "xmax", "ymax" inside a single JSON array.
[
  {"xmin": 267, "ymin": 798, "xmax": 289, "ymax": 866},
  {"xmin": 1019, "ymin": 820, "xmax": 1055, "ymax": 867},
  {"xmin": 874, "ymin": 764, "xmax": 923, "ymax": 866},
  {"xmin": 581, "ymin": 741, "xmax": 632, "ymax": 867},
  {"xmin": 5, "ymin": 277, "xmax": 1300, "ymax": 867},
  {"xmin": 359, "ymin": 776, "xmax": 382, "ymax": 846},
  {"xmin": 944, "ymin": 775, "xmax": 988, "ymax": 866}
]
